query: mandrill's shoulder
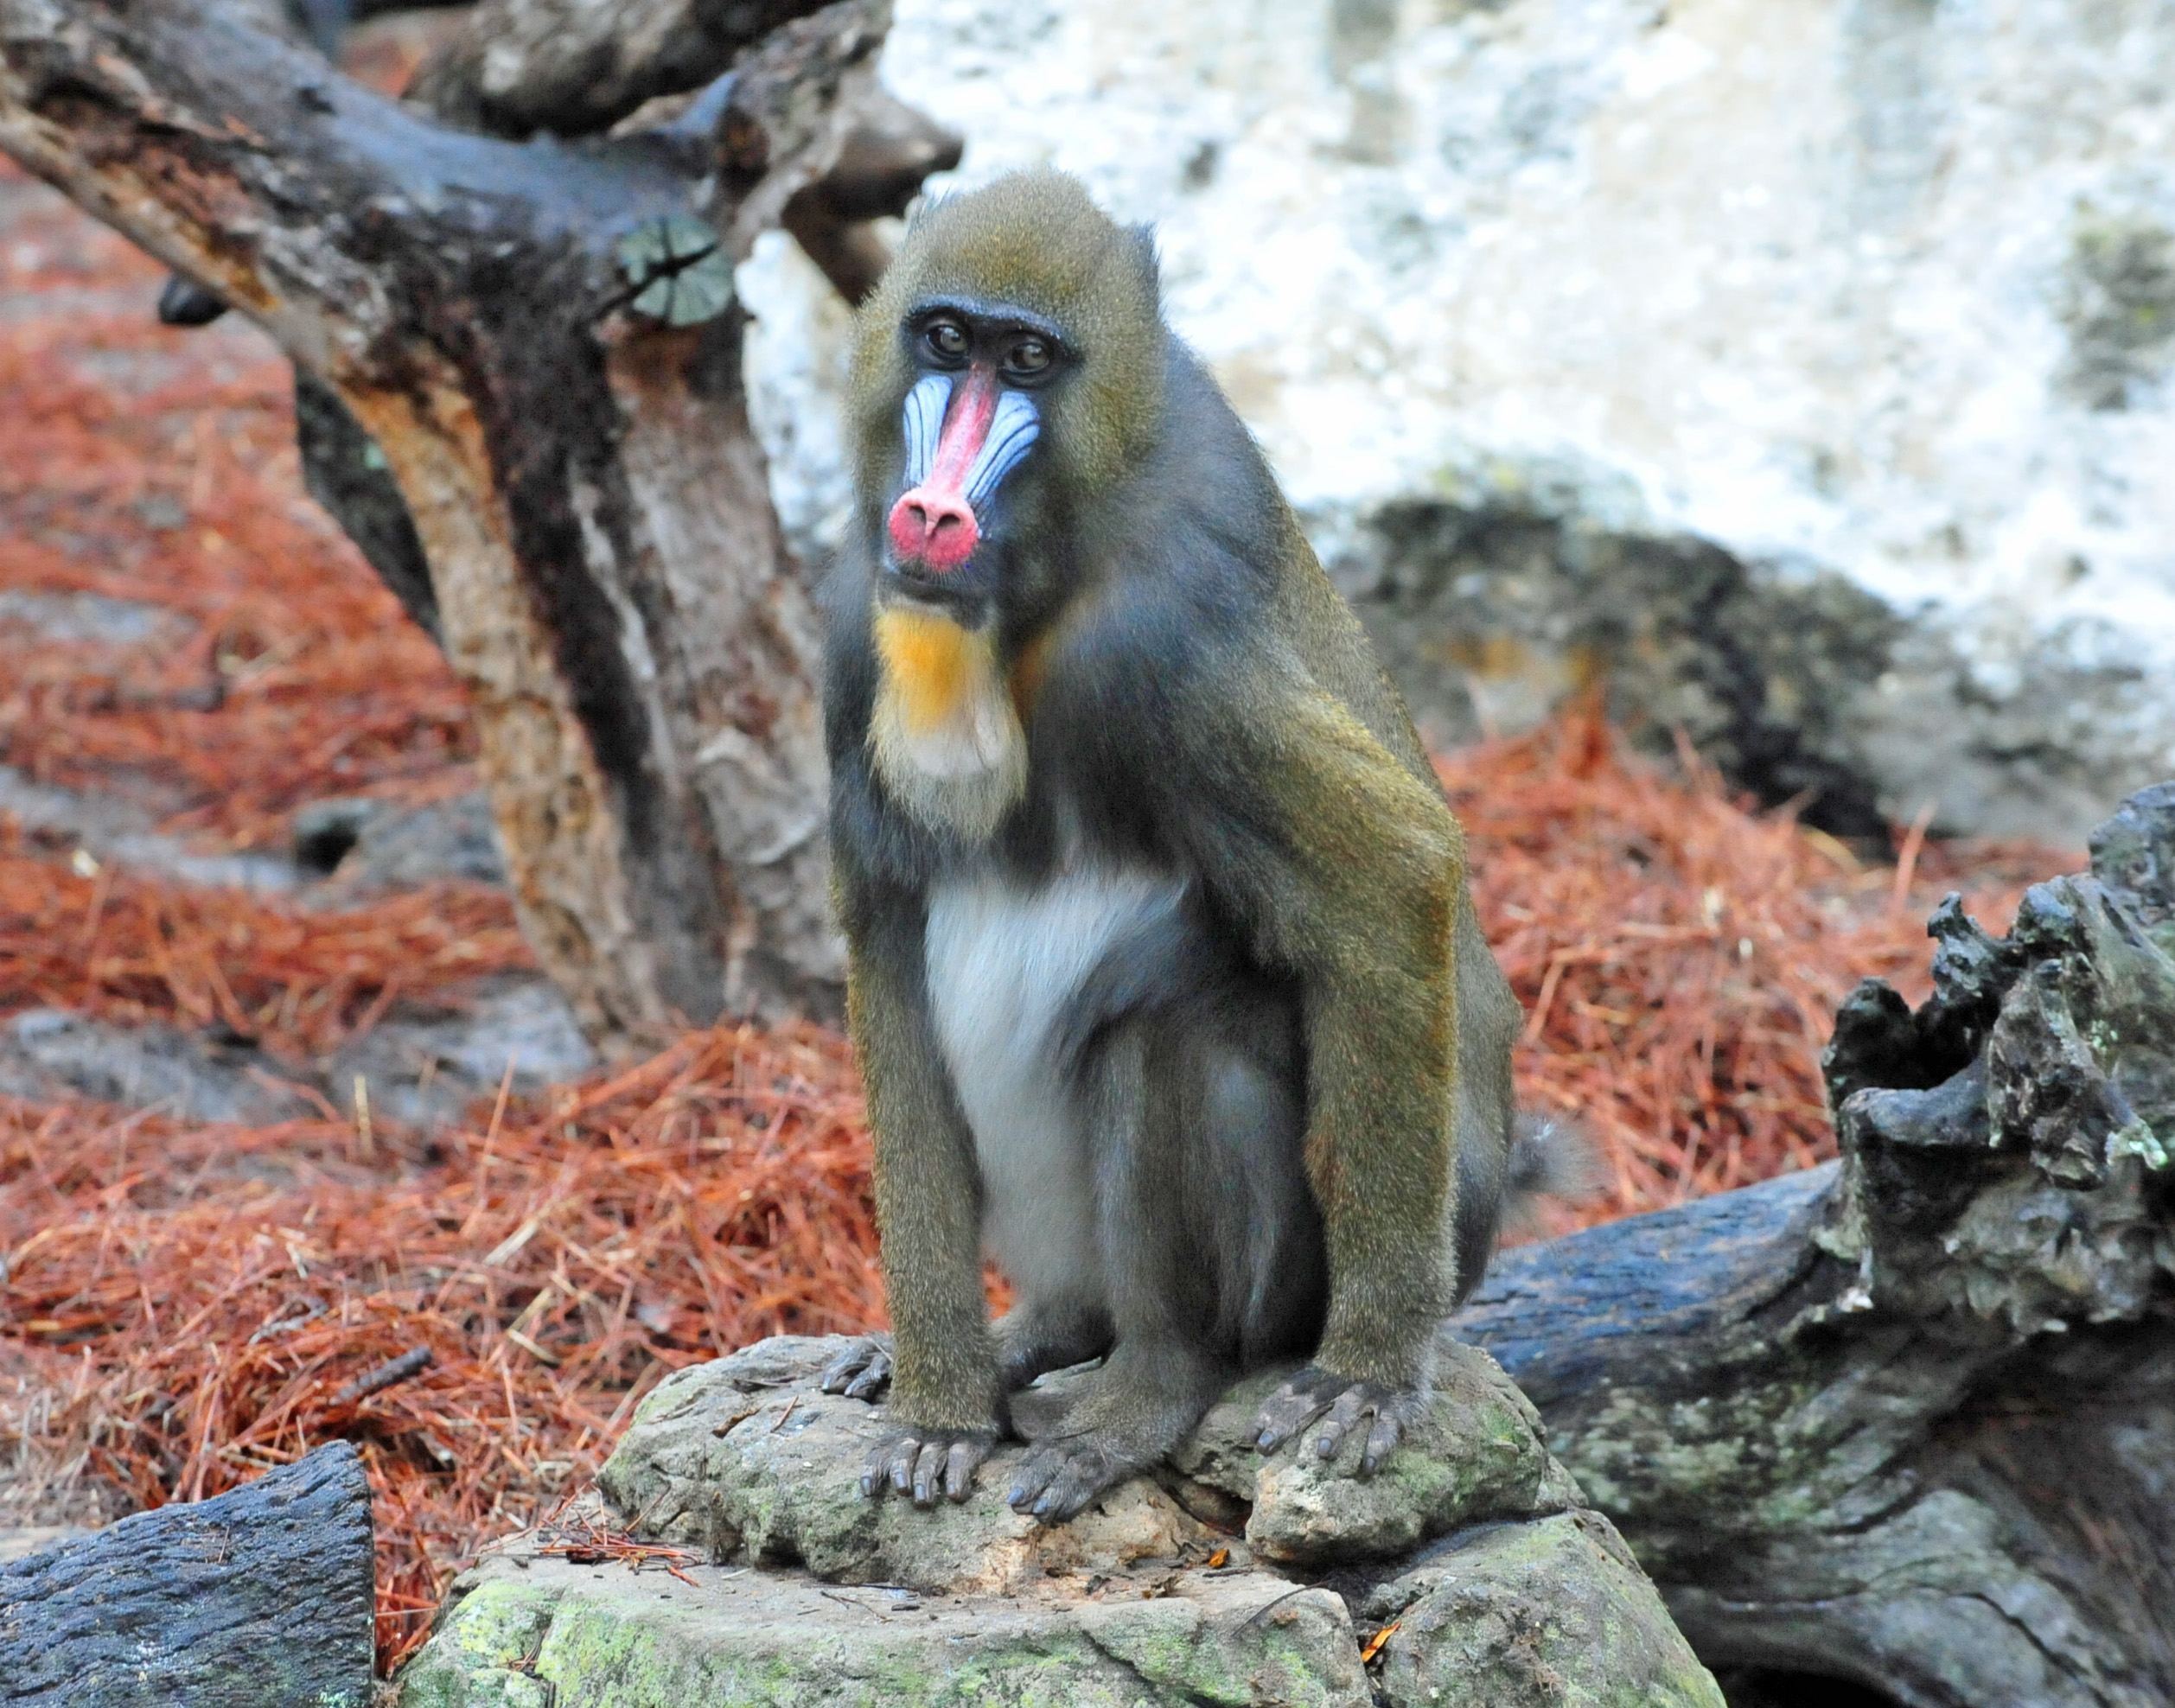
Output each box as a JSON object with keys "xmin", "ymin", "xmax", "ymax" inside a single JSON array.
[
  {"xmin": 1076, "ymin": 350, "xmax": 1292, "ymax": 634},
  {"xmin": 1068, "ymin": 344, "xmax": 1434, "ymax": 785}
]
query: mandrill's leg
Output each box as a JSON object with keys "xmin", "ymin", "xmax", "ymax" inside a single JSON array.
[
  {"xmin": 1005, "ymin": 1023, "xmax": 1227, "ymax": 1521},
  {"xmin": 826, "ymin": 1300, "xmax": 1110, "ymax": 1410},
  {"xmin": 1007, "ymin": 997, "xmax": 1314, "ymax": 1523}
]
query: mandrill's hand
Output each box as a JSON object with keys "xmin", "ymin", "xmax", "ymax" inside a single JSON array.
[
  {"xmin": 819, "ymin": 1333, "xmax": 895, "ymax": 1401},
  {"xmin": 861, "ymin": 1426, "xmax": 995, "ymax": 1507},
  {"xmin": 1251, "ymin": 1364, "xmax": 1417, "ymax": 1477}
]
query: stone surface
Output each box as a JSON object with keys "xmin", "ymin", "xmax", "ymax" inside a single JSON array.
[
  {"xmin": 739, "ymin": 0, "xmax": 2175, "ymax": 840},
  {"xmin": 0, "ymin": 765, "xmax": 297, "ymax": 892},
  {"xmin": 595, "ymin": 1337, "xmax": 1226, "ymax": 1596},
  {"xmin": 397, "ymin": 1546, "xmax": 1373, "ymax": 1708},
  {"xmin": 0, "ymin": 589, "xmax": 185, "ymax": 647},
  {"xmin": 295, "ymin": 790, "xmax": 509, "ymax": 897},
  {"xmin": 0, "ymin": 974, "xmax": 593, "ymax": 1132},
  {"xmin": 0, "ymin": 1008, "xmax": 322, "ymax": 1125},
  {"xmin": 397, "ymin": 1333, "xmax": 1719, "ymax": 1705},
  {"xmin": 1363, "ymin": 1511, "xmax": 1726, "ymax": 1708},
  {"xmin": 329, "ymin": 975, "xmax": 596, "ymax": 1129},
  {"xmin": 1170, "ymin": 1353, "xmax": 1558, "ymax": 1569}
]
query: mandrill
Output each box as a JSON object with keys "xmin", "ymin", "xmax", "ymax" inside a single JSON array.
[{"xmin": 818, "ymin": 169, "xmax": 1526, "ymax": 1523}]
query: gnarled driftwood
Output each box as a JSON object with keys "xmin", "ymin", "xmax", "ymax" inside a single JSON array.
[{"xmin": 1462, "ymin": 781, "xmax": 2175, "ymax": 1708}]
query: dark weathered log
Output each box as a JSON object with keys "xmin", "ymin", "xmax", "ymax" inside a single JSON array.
[
  {"xmin": 0, "ymin": 0, "xmax": 915, "ymax": 1034},
  {"xmin": 406, "ymin": 0, "xmax": 828, "ymax": 140},
  {"xmin": 778, "ymin": 86, "xmax": 960, "ymax": 303},
  {"xmin": 0, "ymin": 1442, "xmax": 375, "ymax": 1707},
  {"xmin": 1460, "ymin": 781, "xmax": 2175, "ymax": 1708}
]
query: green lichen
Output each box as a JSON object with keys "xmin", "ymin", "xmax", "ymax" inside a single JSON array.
[
  {"xmin": 1368, "ymin": 1514, "xmax": 1724, "ymax": 1708},
  {"xmin": 396, "ymin": 1560, "xmax": 1374, "ymax": 1708},
  {"xmin": 392, "ymin": 1577, "xmax": 563, "ymax": 1708},
  {"xmin": 1082, "ymin": 1590, "xmax": 1366, "ymax": 1706}
]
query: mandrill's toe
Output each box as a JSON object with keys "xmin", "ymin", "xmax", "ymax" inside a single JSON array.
[
  {"xmin": 1006, "ymin": 1437, "xmax": 1130, "ymax": 1524},
  {"xmin": 1253, "ymin": 1365, "xmax": 1413, "ymax": 1477},
  {"xmin": 861, "ymin": 1425, "xmax": 992, "ymax": 1507}
]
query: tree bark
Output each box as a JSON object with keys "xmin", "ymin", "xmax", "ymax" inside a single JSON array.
[
  {"xmin": 0, "ymin": 1442, "xmax": 375, "ymax": 1707},
  {"xmin": 1458, "ymin": 781, "xmax": 2175, "ymax": 1708},
  {"xmin": 0, "ymin": 0, "xmax": 930, "ymax": 1036}
]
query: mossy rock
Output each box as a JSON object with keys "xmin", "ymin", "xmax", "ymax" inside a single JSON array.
[
  {"xmin": 397, "ymin": 1336, "xmax": 1719, "ymax": 1707},
  {"xmin": 393, "ymin": 1552, "xmax": 1369, "ymax": 1707}
]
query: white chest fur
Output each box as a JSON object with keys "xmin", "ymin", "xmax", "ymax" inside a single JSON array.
[{"xmin": 924, "ymin": 867, "xmax": 1182, "ymax": 1304}]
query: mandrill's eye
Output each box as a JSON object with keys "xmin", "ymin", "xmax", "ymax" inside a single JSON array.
[
  {"xmin": 924, "ymin": 319, "xmax": 969, "ymax": 364},
  {"xmin": 1002, "ymin": 336, "xmax": 1053, "ymax": 381}
]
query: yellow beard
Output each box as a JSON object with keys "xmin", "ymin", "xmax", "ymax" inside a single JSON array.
[{"xmin": 870, "ymin": 604, "xmax": 1030, "ymax": 841}]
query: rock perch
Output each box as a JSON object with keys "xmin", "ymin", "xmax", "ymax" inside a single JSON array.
[{"xmin": 394, "ymin": 1335, "xmax": 1720, "ymax": 1706}]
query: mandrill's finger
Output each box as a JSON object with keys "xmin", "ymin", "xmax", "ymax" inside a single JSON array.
[
  {"xmin": 888, "ymin": 1436, "xmax": 923, "ymax": 1497},
  {"xmin": 1007, "ymin": 1448, "xmax": 1058, "ymax": 1512},
  {"xmin": 863, "ymin": 1433, "xmax": 909, "ymax": 1498},
  {"xmin": 842, "ymin": 1348, "xmax": 892, "ymax": 1400},
  {"xmin": 943, "ymin": 1436, "xmax": 986, "ymax": 1501},
  {"xmin": 917, "ymin": 1438, "xmax": 969, "ymax": 1507},
  {"xmin": 1360, "ymin": 1408, "xmax": 1402, "ymax": 1477},
  {"xmin": 823, "ymin": 1336, "xmax": 894, "ymax": 1399},
  {"xmin": 822, "ymin": 1341, "xmax": 871, "ymax": 1393}
]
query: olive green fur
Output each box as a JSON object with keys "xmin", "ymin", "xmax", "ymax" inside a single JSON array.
[
  {"xmin": 843, "ymin": 905, "xmax": 1003, "ymax": 1435},
  {"xmin": 827, "ymin": 169, "xmax": 1522, "ymax": 1488}
]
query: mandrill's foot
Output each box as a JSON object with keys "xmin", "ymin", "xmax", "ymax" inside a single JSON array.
[
  {"xmin": 1006, "ymin": 1435, "xmax": 1132, "ymax": 1524},
  {"xmin": 1252, "ymin": 1365, "xmax": 1417, "ymax": 1476},
  {"xmin": 820, "ymin": 1333, "xmax": 895, "ymax": 1401},
  {"xmin": 861, "ymin": 1425, "xmax": 995, "ymax": 1507},
  {"xmin": 1005, "ymin": 1349, "xmax": 1224, "ymax": 1524}
]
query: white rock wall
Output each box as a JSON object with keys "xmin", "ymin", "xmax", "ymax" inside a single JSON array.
[{"xmin": 740, "ymin": 0, "xmax": 2175, "ymax": 840}]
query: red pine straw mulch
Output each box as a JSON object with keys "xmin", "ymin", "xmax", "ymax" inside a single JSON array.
[
  {"xmin": 0, "ymin": 839, "xmax": 531, "ymax": 1063},
  {"xmin": 0, "ymin": 1027, "xmax": 880, "ymax": 1668},
  {"xmin": 0, "ymin": 156, "xmax": 476, "ymax": 852},
  {"xmin": 1443, "ymin": 717, "xmax": 2053, "ymax": 1221}
]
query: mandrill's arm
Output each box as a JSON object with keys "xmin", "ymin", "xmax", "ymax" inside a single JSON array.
[
  {"xmin": 1174, "ymin": 648, "xmax": 1465, "ymax": 1468},
  {"xmin": 835, "ymin": 879, "xmax": 1003, "ymax": 1502}
]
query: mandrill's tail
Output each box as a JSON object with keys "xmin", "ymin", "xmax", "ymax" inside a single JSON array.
[{"xmin": 1500, "ymin": 1112, "xmax": 1609, "ymax": 1240}]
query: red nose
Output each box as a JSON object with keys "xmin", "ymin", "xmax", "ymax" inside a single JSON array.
[
  {"xmin": 890, "ymin": 366, "xmax": 1000, "ymax": 571},
  {"xmin": 888, "ymin": 489, "xmax": 980, "ymax": 568}
]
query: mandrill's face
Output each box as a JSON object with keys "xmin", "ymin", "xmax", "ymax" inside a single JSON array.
[
  {"xmin": 849, "ymin": 169, "xmax": 1168, "ymax": 638},
  {"xmin": 877, "ymin": 296, "xmax": 1068, "ymax": 616}
]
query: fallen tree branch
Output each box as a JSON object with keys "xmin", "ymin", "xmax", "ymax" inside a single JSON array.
[
  {"xmin": 329, "ymin": 1344, "xmax": 433, "ymax": 1405},
  {"xmin": 0, "ymin": 1443, "xmax": 375, "ymax": 1707},
  {"xmin": 1461, "ymin": 781, "xmax": 2175, "ymax": 1708}
]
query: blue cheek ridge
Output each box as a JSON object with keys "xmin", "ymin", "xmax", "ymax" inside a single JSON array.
[
  {"xmin": 964, "ymin": 391, "xmax": 1041, "ymax": 508},
  {"xmin": 901, "ymin": 373, "xmax": 953, "ymax": 488}
]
